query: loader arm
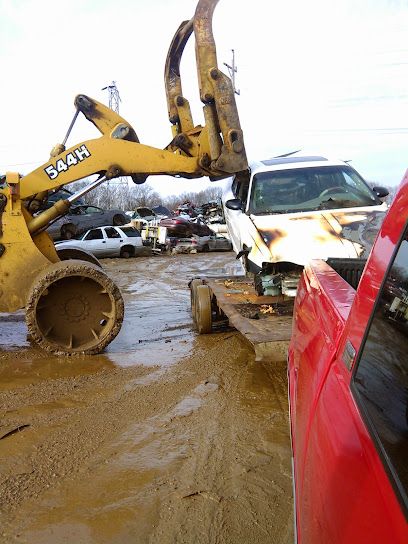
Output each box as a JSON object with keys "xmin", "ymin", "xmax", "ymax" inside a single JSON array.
[
  {"xmin": 8, "ymin": 0, "xmax": 246, "ymax": 208},
  {"xmin": 0, "ymin": 0, "xmax": 247, "ymax": 356}
]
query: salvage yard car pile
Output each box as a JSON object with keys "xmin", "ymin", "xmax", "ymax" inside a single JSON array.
[
  {"xmin": 50, "ymin": 197, "xmax": 232, "ymax": 259},
  {"xmin": 129, "ymin": 200, "xmax": 232, "ymax": 255}
]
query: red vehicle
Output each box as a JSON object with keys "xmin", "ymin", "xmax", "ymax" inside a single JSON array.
[
  {"xmin": 288, "ymin": 172, "xmax": 408, "ymax": 543},
  {"xmin": 159, "ymin": 216, "xmax": 212, "ymax": 237}
]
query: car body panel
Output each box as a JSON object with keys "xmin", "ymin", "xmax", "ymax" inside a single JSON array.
[
  {"xmin": 288, "ymin": 171, "xmax": 408, "ymax": 543},
  {"xmin": 55, "ymin": 226, "xmax": 143, "ymax": 258},
  {"xmin": 251, "ymin": 207, "xmax": 386, "ymax": 266}
]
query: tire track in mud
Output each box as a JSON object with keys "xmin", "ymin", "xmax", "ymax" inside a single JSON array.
[{"xmin": 149, "ymin": 344, "xmax": 293, "ymax": 544}]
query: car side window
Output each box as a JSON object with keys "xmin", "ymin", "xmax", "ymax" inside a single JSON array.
[
  {"xmin": 120, "ymin": 227, "xmax": 141, "ymax": 238},
  {"xmin": 352, "ymin": 226, "xmax": 408, "ymax": 511},
  {"xmin": 105, "ymin": 227, "xmax": 120, "ymax": 239},
  {"xmin": 86, "ymin": 206, "xmax": 102, "ymax": 214},
  {"xmin": 232, "ymin": 176, "xmax": 239, "ymax": 197},
  {"xmin": 84, "ymin": 229, "xmax": 103, "ymax": 240},
  {"xmin": 239, "ymin": 182, "xmax": 249, "ymax": 204}
]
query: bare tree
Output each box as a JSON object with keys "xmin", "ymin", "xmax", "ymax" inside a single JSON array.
[
  {"xmin": 65, "ymin": 179, "xmax": 222, "ymax": 212},
  {"xmin": 162, "ymin": 186, "xmax": 222, "ymax": 212}
]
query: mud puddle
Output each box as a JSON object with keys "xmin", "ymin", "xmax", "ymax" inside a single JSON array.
[
  {"xmin": 0, "ymin": 253, "xmax": 242, "ymax": 372},
  {"xmin": 0, "ymin": 252, "xmax": 292, "ymax": 543},
  {"xmin": 106, "ymin": 254, "xmax": 245, "ymax": 367}
]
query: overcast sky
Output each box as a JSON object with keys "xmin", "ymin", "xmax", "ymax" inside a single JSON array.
[{"xmin": 1, "ymin": 0, "xmax": 408, "ymax": 197}]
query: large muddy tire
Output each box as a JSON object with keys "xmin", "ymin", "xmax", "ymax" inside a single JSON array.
[
  {"xmin": 25, "ymin": 260, "xmax": 124, "ymax": 355},
  {"xmin": 194, "ymin": 284, "xmax": 212, "ymax": 334}
]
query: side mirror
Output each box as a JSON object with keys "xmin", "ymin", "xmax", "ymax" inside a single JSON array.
[
  {"xmin": 372, "ymin": 186, "xmax": 389, "ymax": 198},
  {"xmin": 225, "ymin": 198, "xmax": 243, "ymax": 211}
]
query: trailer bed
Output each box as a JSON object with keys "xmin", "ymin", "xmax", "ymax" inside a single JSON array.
[{"xmin": 195, "ymin": 276, "xmax": 294, "ymax": 362}]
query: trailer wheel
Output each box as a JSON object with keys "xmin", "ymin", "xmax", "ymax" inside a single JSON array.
[
  {"xmin": 190, "ymin": 278, "xmax": 204, "ymax": 317},
  {"xmin": 194, "ymin": 285, "xmax": 212, "ymax": 334}
]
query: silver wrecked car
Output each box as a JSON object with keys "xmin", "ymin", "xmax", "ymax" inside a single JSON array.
[{"xmin": 46, "ymin": 204, "xmax": 129, "ymax": 241}]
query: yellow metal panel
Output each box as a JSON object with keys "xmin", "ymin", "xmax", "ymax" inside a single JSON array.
[{"xmin": 0, "ymin": 194, "xmax": 53, "ymax": 312}]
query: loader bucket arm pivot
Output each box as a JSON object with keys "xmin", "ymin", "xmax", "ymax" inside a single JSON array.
[{"xmin": 74, "ymin": 94, "xmax": 147, "ymax": 184}]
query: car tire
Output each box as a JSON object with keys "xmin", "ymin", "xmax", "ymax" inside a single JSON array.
[
  {"xmin": 202, "ymin": 244, "xmax": 210, "ymax": 252},
  {"xmin": 120, "ymin": 246, "xmax": 134, "ymax": 259},
  {"xmin": 61, "ymin": 224, "xmax": 76, "ymax": 240}
]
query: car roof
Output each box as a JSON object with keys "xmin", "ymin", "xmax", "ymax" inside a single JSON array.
[{"xmin": 249, "ymin": 155, "xmax": 348, "ymax": 175}]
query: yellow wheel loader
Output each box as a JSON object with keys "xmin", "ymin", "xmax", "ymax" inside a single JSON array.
[{"xmin": 0, "ymin": 0, "xmax": 247, "ymax": 355}]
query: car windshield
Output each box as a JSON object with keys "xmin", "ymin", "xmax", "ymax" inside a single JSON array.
[{"xmin": 248, "ymin": 165, "xmax": 381, "ymax": 215}]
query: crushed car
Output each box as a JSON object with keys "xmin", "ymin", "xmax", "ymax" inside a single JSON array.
[
  {"xmin": 159, "ymin": 216, "xmax": 213, "ymax": 238},
  {"xmin": 222, "ymin": 155, "xmax": 389, "ymax": 296},
  {"xmin": 46, "ymin": 204, "xmax": 129, "ymax": 241},
  {"xmin": 172, "ymin": 234, "xmax": 233, "ymax": 254}
]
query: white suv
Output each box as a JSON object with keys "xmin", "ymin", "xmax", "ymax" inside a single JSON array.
[
  {"xmin": 55, "ymin": 225, "xmax": 144, "ymax": 259},
  {"xmin": 222, "ymin": 155, "xmax": 389, "ymax": 296}
]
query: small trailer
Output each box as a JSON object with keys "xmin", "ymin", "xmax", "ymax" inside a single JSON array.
[{"xmin": 189, "ymin": 276, "xmax": 293, "ymax": 361}]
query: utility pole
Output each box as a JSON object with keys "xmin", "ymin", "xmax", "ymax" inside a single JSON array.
[
  {"xmin": 101, "ymin": 82, "xmax": 127, "ymax": 203},
  {"xmin": 101, "ymin": 81, "xmax": 121, "ymax": 113},
  {"xmin": 223, "ymin": 49, "xmax": 240, "ymax": 96}
]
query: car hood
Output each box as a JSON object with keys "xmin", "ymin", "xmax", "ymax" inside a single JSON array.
[
  {"xmin": 54, "ymin": 240, "xmax": 83, "ymax": 247},
  {"xmin": 250, "ymin": 205, "xmax": 387, "ymax": 266}
]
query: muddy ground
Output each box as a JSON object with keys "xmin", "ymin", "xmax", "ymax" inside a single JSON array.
[{"xmin": 0, "ymin": 252, "xmax": 293, "ymax": 543}]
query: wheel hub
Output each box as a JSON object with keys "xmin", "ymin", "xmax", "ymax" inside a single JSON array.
[{"xmin": 62, "ymin": 295, "xmax": 90, "ymax": 322}]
